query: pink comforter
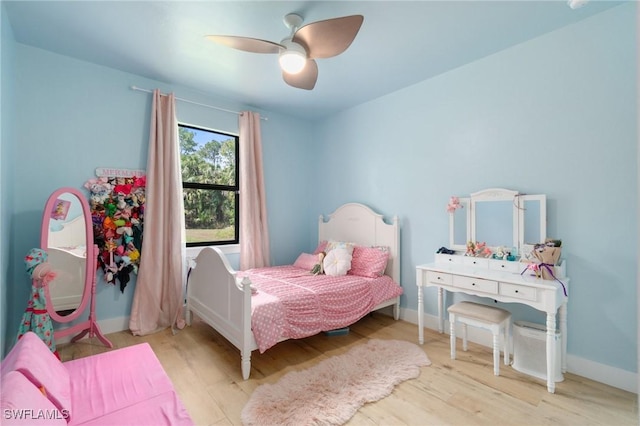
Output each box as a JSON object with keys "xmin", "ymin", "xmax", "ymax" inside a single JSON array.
[{"xmin": 241, "ymin": 266, "xmax": 403, "ymax": 353}]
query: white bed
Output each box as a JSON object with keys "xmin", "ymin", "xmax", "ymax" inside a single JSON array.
[{"xmin": 185, "ymin": 203, "xmax": 401, "ymax": 380}]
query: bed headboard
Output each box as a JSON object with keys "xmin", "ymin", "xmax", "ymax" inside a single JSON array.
[{"xmin": 318, "ymin": 203, "xmax": 400, "ymax": 283}]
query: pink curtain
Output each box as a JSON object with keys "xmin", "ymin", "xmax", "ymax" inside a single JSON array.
[
  {"xmin": 239, "ymin": 111, "xmax": 271, "ymax": 270},
  {"xmin": 130, "ymin": 90, "xmax": 186, "ymax": 335}
]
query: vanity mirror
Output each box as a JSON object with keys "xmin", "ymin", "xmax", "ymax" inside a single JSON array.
[
  {"xmin": 448, "ymin": 188, "xmax": 547, "ymax": 256},
  {"xmin": 520, "ymin": 194, "xmax": 547, "ymax": 250},
  {"xmin": 449, "ymin": 197, "xmax": 470, "ymax": 251},
  {"xmin": 41, "ymin": 187, "xmax": 112, "ymax": 347},
  {"xmin": 470, "ymin": 188, "xmax": 519, "ymax": 250}
]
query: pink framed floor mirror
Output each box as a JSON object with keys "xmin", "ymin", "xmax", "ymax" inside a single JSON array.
[{"xmin": 41, "ymin": 187, "xmax": 112, "ymax": 348}]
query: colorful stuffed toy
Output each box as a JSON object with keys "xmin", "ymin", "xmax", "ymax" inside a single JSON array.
[
  {"xmin": 311, "ymin": 252, "xmax": 326, "ymax": 275},
  {"xmin": 474, "ymin": 241, "xmax": 492, "ymax": 258},
  {"xmin": 18, "ymin": 248, "xmax": 59, "ymax": 358},
  {"xmin": 85, "ymin": 174, "xmax": 146, "ymax": 292},
  {"xmin": 465, "ymin": 241, "xmax": 476, "ymax": 256}
]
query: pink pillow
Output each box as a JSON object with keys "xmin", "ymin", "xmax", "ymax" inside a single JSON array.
[
  {"xmin": 294, "ymin": 253, "xmax": 318, "ymax": 270},
  {"xmin": 313, "ymin": 241, "xmax": 327, "ymax": 254},
  {"xmin": 0, "ymin": 371, "xmax": 68, "ymax": 425},
  {"xmin": 1, "ymin": 332, "xmax": 72, "ymax": 418},
  {"xmin": 348, "ymin": 246, "xmax": 390, "ymax": 278}
]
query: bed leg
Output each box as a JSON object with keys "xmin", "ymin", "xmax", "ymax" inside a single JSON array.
[
  {"xmin": 241, "ymin": 351, "xmax": 251, "ymax": 380},
  {"xmin": 393, "ymin": 302, "xmax": 400, "ymax": 320}
]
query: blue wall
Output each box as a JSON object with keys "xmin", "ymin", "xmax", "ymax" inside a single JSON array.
[
  {"xmin": 2, "ymin": 40, "xmax": 315, "ymax": 352},
  {"xmin": 1, "ymin": 3, "xmax": 637, "ymax": 377},
  {"xmin": 0, "ymin": 3, "xmax": 17, "ymax": 359},
  {"xmin": 313, "ymin": 4, "xmax": 637, "ymax": 372}
]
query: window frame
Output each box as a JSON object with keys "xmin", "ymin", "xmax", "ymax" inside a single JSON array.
[{"xmin": 179, "ymin": 123, "xmax": 239, "ymax": 247}]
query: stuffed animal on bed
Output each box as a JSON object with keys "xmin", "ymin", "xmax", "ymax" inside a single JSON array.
[{"xmin": 311, "ymin": 252, "xmax": 326, "ymax": 275}]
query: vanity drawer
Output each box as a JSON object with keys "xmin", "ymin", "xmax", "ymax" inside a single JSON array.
[
  {"xmin": 462, "ymin": 257, "xmax": 490, "ymax": 268},
  {"xmin": 489, "ymin": 260, "xmax": 522, "ymax": 273},
  {"xmin": 499, "ymin": 283, "xmax": 537, "ymax": 301},
  {"xmin": 435, "ymin": 254, "xmax": 463, "ymax": 265},
  {"xmin": 426, "ymin": 271, "xmax": 453, "ymax": 286},
  {"xmin": 453, "ymin": 275, "xmax": 498, "ymax": 294}
]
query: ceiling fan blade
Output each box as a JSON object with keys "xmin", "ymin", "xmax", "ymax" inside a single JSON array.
[
  {"xmin": 206, "ymin": 35, "xmax": 283, "ymax": 54},
  {"xmin": 293, "ymin": 15, "xmax": 363, "ymax": 59},
  {"xmin": 283, "ymin": 59, "xmax": 318, "ymax": 90}
]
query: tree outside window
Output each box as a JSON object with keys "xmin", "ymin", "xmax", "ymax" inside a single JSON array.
[{"xmin": 179, "ymin": 124, "xmax": 239, "ymax": 246}]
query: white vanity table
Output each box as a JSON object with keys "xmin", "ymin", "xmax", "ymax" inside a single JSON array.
[{"xmin": 417, "ymin": 188, "xmax": 569, "ymax": 393}]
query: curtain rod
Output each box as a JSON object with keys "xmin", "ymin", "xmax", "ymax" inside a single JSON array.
[{"xmin": 130, "ymin": 86, "xmax": 268, "ymax": 121}]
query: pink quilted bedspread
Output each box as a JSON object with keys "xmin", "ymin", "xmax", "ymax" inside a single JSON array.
[{"xmin": 240, "ymin": 266, "xmax": 403, "ymax": 353}]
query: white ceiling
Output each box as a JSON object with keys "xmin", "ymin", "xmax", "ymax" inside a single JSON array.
[{"xmin": 3, "ymin": 1, "xmax": 623, "ymax": 120}]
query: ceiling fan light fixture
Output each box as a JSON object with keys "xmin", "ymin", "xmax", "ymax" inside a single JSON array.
[
  {"xmin": 207, "ymin": 13, "xmax": 362, "ymax": 90},
  {"xmin": 278, "ymin": 40, "xmax": 306, "ymax": 74},
  {"xmin": 567, "ymin": 0, "xmax": 588, "ymax": 9}
]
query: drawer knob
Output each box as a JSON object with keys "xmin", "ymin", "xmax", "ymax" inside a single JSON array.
[
  {"xmin": 472, "ymin": 283, "xmax": 476, "ymax": 286},
  {"xmin": 515, "ymin": 290, "xmax": 519, "ymax": 293},
  {"xmin": 501, "ymin": 265, "xmax": 505, "ymax": 268}
]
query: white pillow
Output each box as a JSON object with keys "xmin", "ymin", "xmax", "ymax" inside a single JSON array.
[
  {"xmin": 324, "ymin": 240, "xmax": 355, "ymax": 255},
  {"xmin": 323, "ymin": 248, "xmax": 352, "ymax": 276}
]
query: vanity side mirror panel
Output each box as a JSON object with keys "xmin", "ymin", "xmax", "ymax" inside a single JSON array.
[
  {"xmin": 449, "ymin": 197, "xmax": 470, "ymax": 251},
  {"xmin": 520, "ymin": 194, "xmax": 547, "ymax": 247}
]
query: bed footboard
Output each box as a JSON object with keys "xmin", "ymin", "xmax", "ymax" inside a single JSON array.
[{"xmin": 186, "ymin": 247, "xmax": 255, "ymax": 379}]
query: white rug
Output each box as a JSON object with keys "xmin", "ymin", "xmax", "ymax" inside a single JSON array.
[{"xmin": 241, "ymin": 339, "xmax": 431, "ymax": 426}]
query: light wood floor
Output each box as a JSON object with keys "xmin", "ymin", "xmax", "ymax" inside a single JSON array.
[{"xmin": 58, "ymin": 313, "xmax": 637, "ymax": 426}]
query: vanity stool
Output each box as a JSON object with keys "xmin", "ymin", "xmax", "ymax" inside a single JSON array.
[{"xmin": 448, "ymin": 301, "xmax": 511, "ymax": 376}]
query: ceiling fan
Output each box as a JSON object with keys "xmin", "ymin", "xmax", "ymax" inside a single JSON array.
[{"xmin": 206, "ymin": 13, "xmax": 364, "ymax": 90}]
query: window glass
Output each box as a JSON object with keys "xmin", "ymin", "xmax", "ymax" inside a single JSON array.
[{"xmin": 179, "ymin": 124, "xmax": 239, "ymax": 246}]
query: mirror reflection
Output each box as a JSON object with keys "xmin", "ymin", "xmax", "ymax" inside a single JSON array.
[
  {"xmin": 452, "ymin": 205, "xmax": 468, "ymax": 247},
  {"xmin": 474, "ymin": 200, "xmax": 514, "ymax": 247},
  {"xmin": 449, "ymin": 197, "xmax": 471, "ymax": 250},
  {"xmin": 520, "ymin": 194, "xmax": 546, "ymax": 248},
  {"xmin": 523, "ymin": 200, "xmax": 541, "ymax": 244},
  {"xmin": 47, "ymin": 192, "xmax": 87, "ymax": 315}
]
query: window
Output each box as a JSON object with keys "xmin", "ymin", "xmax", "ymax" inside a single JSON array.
[{"xmin": 179, "ymin": 124, "xmax": 239, "ymax": 246}]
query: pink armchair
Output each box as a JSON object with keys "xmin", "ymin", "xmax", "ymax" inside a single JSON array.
[{"xmin": 1, "ymin": 332, "xmax": 193, "ymax": 425}]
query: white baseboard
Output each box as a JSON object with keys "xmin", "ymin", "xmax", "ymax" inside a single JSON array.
[
  {"xmin": 566, "ymin": 353, "xmax": 638, "ymax": 394},
  {"xmin": 399, "ymin": 307, "xmax": 637, "ymax": 394},
  {"xmin": 55, "ymin": 316, "xmax": 130, "ymax": 345}
]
